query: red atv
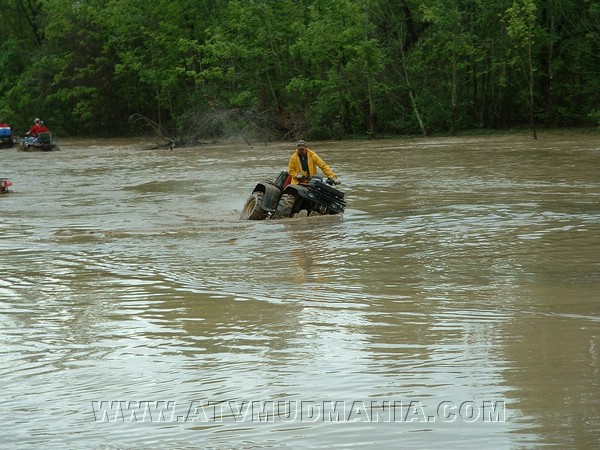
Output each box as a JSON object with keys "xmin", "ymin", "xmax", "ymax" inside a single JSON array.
[{"xmin": 1, "ymin": 178, "xmax": 13, "ymax": 194}]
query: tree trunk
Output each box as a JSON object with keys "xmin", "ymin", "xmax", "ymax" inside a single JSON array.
[
  {"xmin": 451, "ymin": 52, "xmax": 458, "ymax": 136},
  {"xmin": 399, "ymin": 39, "xmax": 428, "ymax": 136},
  {"xmin": 367, "ymin": 76, "xmax": 376, "ymax": 139}
]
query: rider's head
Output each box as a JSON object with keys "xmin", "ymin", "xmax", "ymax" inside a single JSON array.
[{"xmin": 296, "ymin": 140, "xmax": 307, "ymax": 156}]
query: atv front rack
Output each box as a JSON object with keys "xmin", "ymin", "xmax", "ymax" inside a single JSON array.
[{"xmin": 304, "ymin": 178, "xmax": 346, "ymax": 214}]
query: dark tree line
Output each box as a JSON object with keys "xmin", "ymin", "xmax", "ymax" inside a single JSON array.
[{"xmin": 1, "ymin": 0, "xmax": 599, "ymax": 142}]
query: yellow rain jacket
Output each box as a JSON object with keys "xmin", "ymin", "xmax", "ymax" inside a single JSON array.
[{"xmin": 288, "ymin": 148, "xmax": 337, "ymax": 185}]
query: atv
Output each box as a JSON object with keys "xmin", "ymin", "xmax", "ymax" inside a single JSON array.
[
  {"xmin": 240, "ymin": 171, "xmax": 346, "ymax": 220},
  {"xmin": 18, "ymin": 132, "xmax": 59, "ymax": 152},
  {"xmin": 0, "ymin": 123, "xmax": 14, "ymax": 149},
  {"xmin": 1, "ymin": 178, "xmax": 13, "ymax": 194}
]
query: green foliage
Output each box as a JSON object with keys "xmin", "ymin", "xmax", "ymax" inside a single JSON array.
[
  {"xmin": 0, "ymin": 38, "xmax": 24, "ymax": 122},
  {"xmin": 589, "ymin": 109, "xmax": 600, "ymax": 130},
  {"xmin": 0, "ymin": 0, "xmax": 598, "ymax": 139}
]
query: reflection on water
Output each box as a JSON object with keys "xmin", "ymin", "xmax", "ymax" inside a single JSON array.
[{"xmin": 1, "ymin": 134, "xmax": 599, "ymax": 448}]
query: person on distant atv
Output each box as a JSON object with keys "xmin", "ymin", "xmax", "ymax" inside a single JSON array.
[
  {"xmin": 37, "ymin": 120, "xmax": 49, "ymax": 134},
  {"xmin": 25, "ymin": 118, "xmax": 49, "ymax": 144},
  {"xmin": 27, "ymin": 118, "xmax": 49, "ymax": 138},
  {"xmin": 27, "ymin": 118, "xmax": 41, "ymax": 137},
  {"xmin": 288, "ymin": 140, "xmax": 341, "ymax": 185}
]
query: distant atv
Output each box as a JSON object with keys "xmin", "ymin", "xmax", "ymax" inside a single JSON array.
[
  {"xmin": 18, "ymin": 132, "xmax": 59, "ymax": 152},
  {"xmin": 1, "ymin": 178, "xmax": 13, "ymax": 194},
  {"xmin": 240, "ymin": 171, "xmax": 346, "ymax": 220},
  {"xmin": 0, "ymin": 123, "xmax": 14, "ymax": 148}
]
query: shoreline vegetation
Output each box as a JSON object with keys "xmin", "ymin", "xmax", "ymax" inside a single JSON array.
[
  {"xmin": 46, "ymin": 127, "xmax": 599, "ymax": 153},
  {"xmin": 1, "ymin": 1, "xmax": 599, "ymax": 144}
]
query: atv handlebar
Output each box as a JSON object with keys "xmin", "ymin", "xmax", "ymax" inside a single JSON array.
[{"xmin": 298, "ymin": 176, "xmax": 341, "ymax": 186}]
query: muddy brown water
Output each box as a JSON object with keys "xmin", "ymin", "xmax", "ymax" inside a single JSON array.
[{"xmin": 1, "ymin": 133, "xmax": 599, "ymax": 448}]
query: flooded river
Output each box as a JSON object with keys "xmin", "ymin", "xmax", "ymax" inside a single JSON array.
[{"xmin": 1, "ymin": 133, "xmax": 599, "ymax": 448}]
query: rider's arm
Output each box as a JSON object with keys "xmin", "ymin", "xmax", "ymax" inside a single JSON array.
[{"xmin": 312, "ymin": 152, "xmax": 337, "ymax": 179}]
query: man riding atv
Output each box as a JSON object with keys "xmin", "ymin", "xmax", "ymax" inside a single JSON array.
[{"xmin": 240, "ymin": 140, "xmax": 345, "ymax": 220}]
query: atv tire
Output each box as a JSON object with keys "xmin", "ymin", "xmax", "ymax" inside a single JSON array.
[
  {"xmin": 240, "ymin": 191, "xmax": 269, "ymax": 220},
  {"xmin": 273, "ymin": 193, "xmax": 297, "ymax": 219}
]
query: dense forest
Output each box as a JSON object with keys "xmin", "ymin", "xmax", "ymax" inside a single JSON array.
[{"xmin": 1, "ymin": 0, "xmax": 599, "ymax": 142}]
